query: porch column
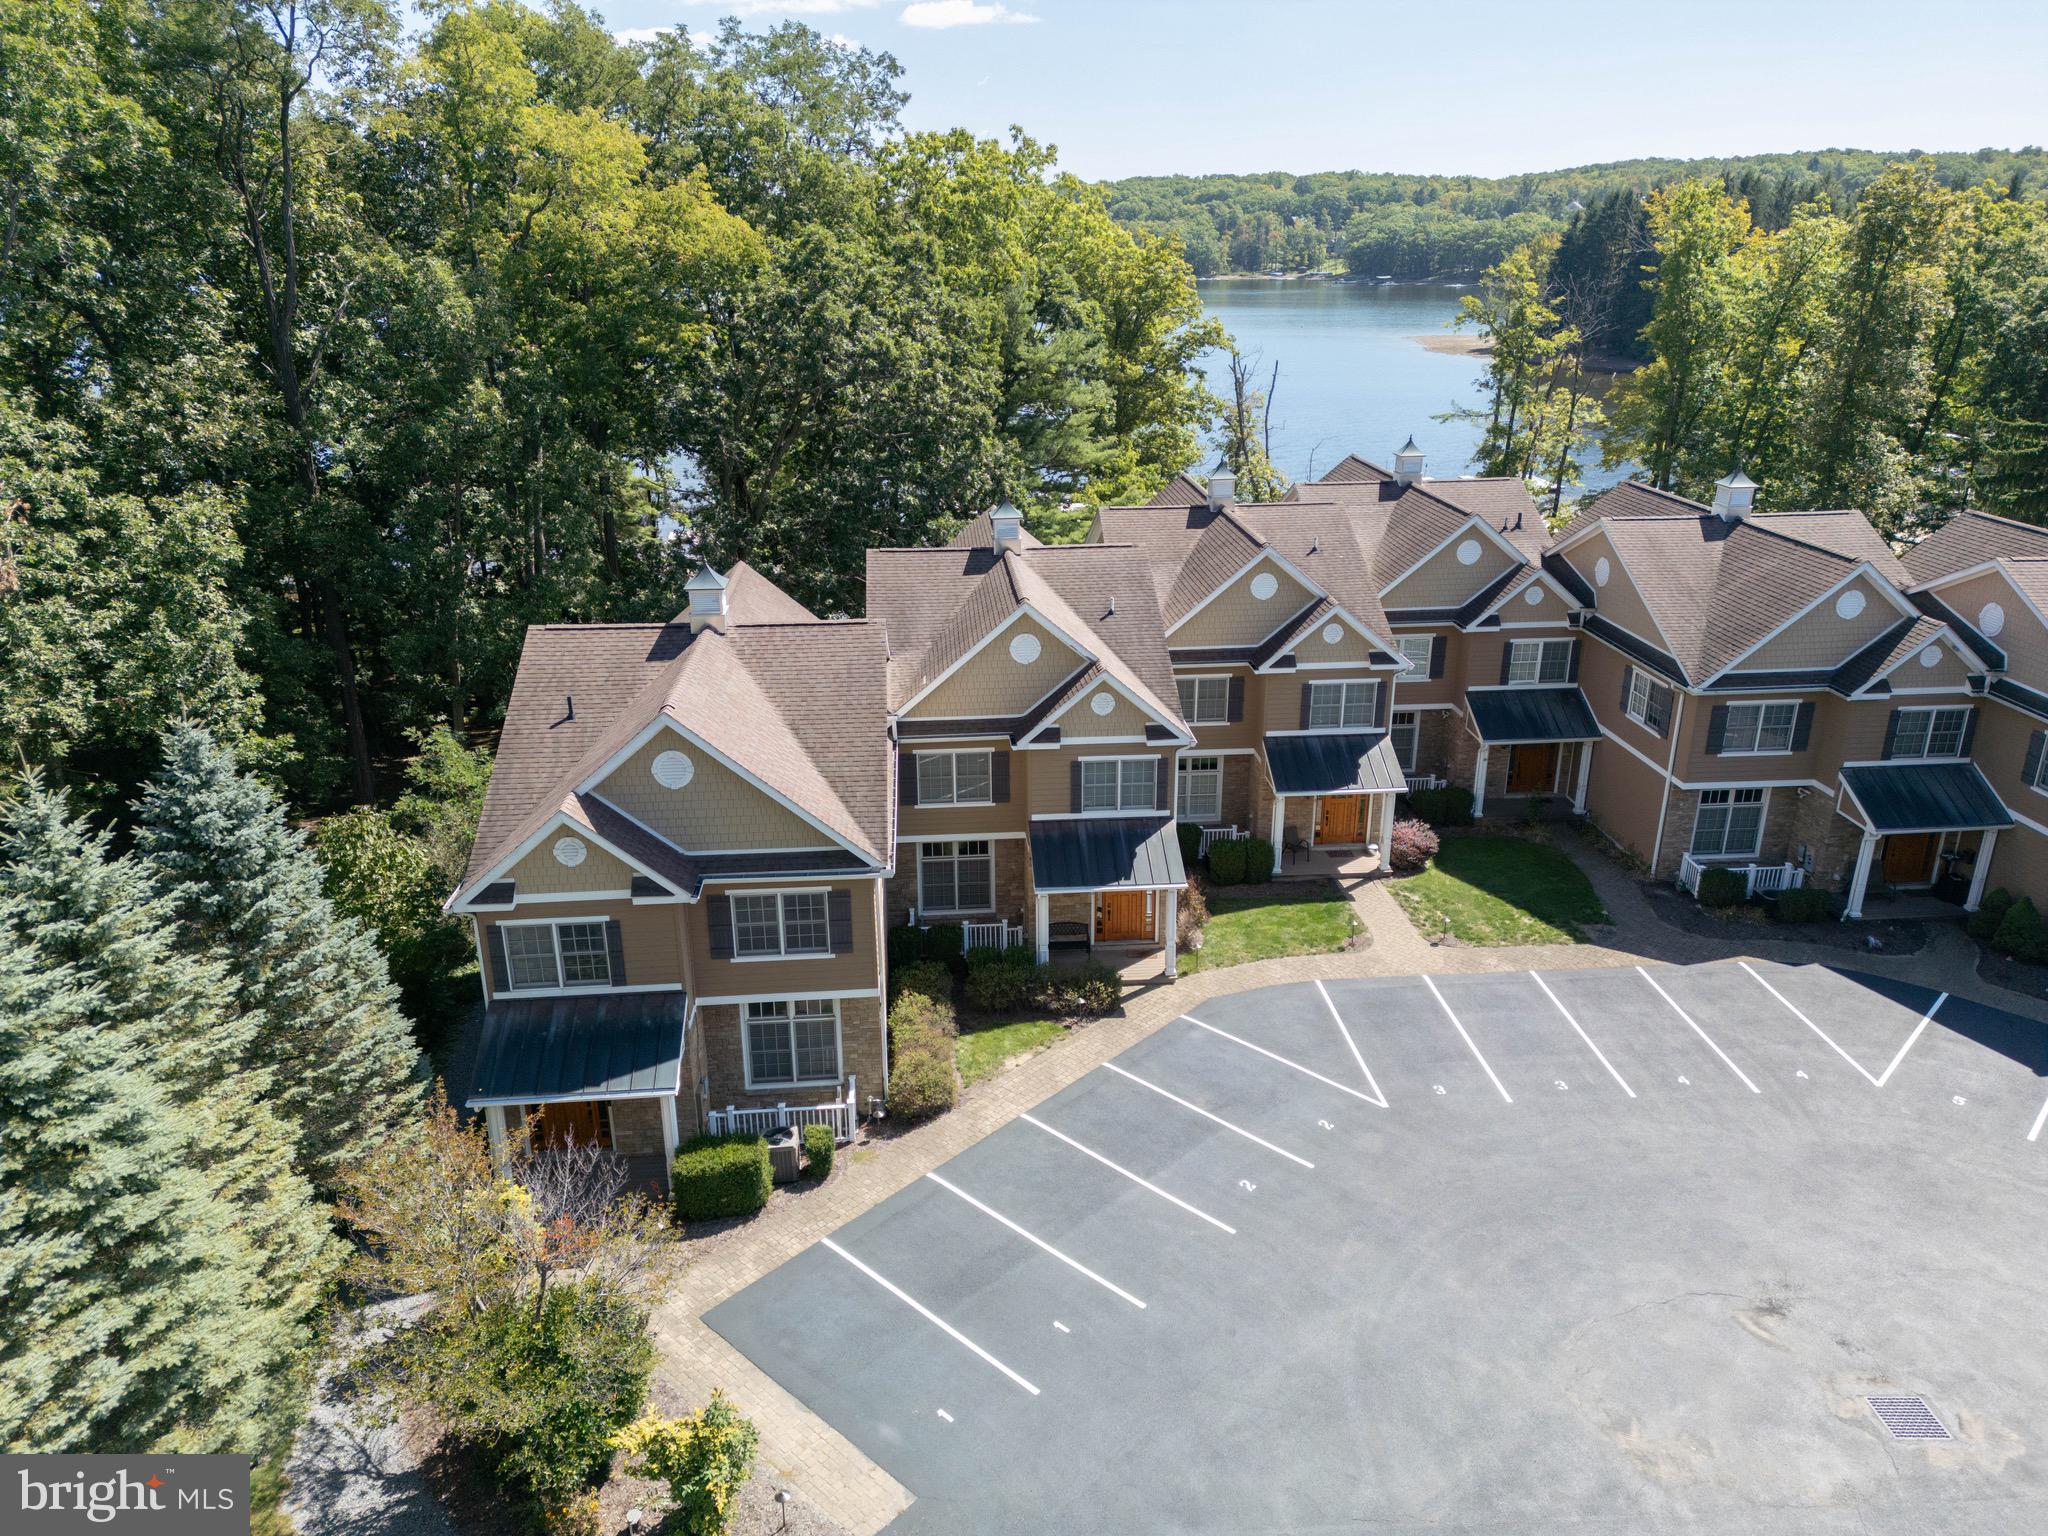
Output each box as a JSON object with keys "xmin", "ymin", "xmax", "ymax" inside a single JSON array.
[
  {"xmin": 1843, "ymin": 831, "xmax": 1880, "ymax": 920},
  {"xmin": 1269, "ymin": 793, "xmax": 1286, "ymax": 875},
  {"xmin": 1162, "ymin": 887, "xmax": 1178, "ymax": 979},
  {"xmin": 484, "ymin": 1104, "xmax": 507, "ymax": 1165},
  {"xmin": 1472, "ymin": 745, "xmax": 1490, "ymax": 820},
  {"xmin": 1377, "ymin": 789, "xmax": 1396, "ymax": 857},
  {"xmin": 659, "ymin": 1093, "xmax": 679, "ymax": 1171},
  {"xmin": 1572, "ymin": 740, "xmax": 1593, "ymax": 815},
  {"xmin": 1966, "ymin": 830, "xmax": 1999, "ymax": 912},
  {"xmin": 1035, "ymin": 893, "xmax": 1050, "ymax": 964}
]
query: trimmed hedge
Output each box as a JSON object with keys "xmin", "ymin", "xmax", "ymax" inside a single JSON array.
[
  {"xmin": 886, "ymin": 922, "xmax": 964, "ymax": 965},
  {"xmin": 1038, "ymin": 960, "xmax": 1120, "ymax": 1018},
  {"xmin": 1968, "ymin": 886, "xmax": 2014, "ymax": 944},
  {"xmin": 673, "ymin": 1134, "xmax": 772, "ymax": 1221},
  {"xmin": 1239, "ymin": 837, "xmax": 1273, "ymax": 883},
  {"xmin": 1770, "ymin": 886, "xmax": 1833, "ymax": 924},
  {"xmin": 891, "ymin": 959, "xmax": 952, "ymax": 1004},
  {"xmin": 1695, "ymin": 867, "xmax": 1748, "ymax": 908},
  {"xmin": 1993, "ymin": 895, "xmax": 2048, "ymax": 963},
  {"xmin": 1407, "ymin": 785, "xmax": 1475, "ymax": 827},
  {"xmin": 1388, "ymin": 817, "xmax": 1438, "ymax": 872},
  {"xmin": 1208, "ymin": 836, "xmax": 1248, "ymax": 884},
  {"xmin": 963, "ymin": 944, "xmax": 1036, "ymax": 1013},
  {"xmin": 888, "ymin": 988, "xmax": 960, "ymax": 1121},
  {"xmin": 801, "ymin": 1123, "xmax": 834, "ymax": 1180},
  {"xmin": 1176, "ymin": 821, "xmax": 1204, "ymax": 870}
]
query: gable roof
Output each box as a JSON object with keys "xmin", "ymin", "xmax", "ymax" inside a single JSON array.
[
  {"xmin": 1904, "ymin": 508, "xmax": 2048, "ymax": 584},
  {"xmin": 951, "ymin": 508, "xmax": 1044, "ymax": 550},
  {"xmin": 1749, "ymin": 511, "xmax": 1909, "ymax": 586},
  {"xmin": 1147, "ymin": 472, "xmax": 1210, "ymax": 508},
  {"xmin": 1314, "ymin": 453, "xmax": 1392, "ymax": 484}
]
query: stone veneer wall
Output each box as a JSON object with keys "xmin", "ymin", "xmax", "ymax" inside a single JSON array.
[
  {"xmin": 607, "ymin": 1097, "xmax": 665, "ymax": 1159},
  {"xmin": 885, "ymin": 839, "xmax": 1030, "ymax": 928},
  {"xmin": 1654, "ymin": 785, "xmax": 1863, "ymax": 885},
  {"xmin": 697, "ymin": 995, "xmax": 886, "ymax": 1115}
]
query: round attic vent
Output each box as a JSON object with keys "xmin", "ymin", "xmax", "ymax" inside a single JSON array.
[
  {"xmin": 652, "ymin": 749, "xmax": 695, "ymax": 789},
  {"xmin": 552, "ymin": 836, "xmax": 587, "ymax": 868},
  {"xmin": 1455, "ymin": 538, "xmax": 1482, "ymax": 566},
  {"xmin": 1524, "ymin": 586, "xmax": 1545, "ymax": 606},
  {"xmin": 1980, "ymin": 601, "xmax": 2005, "ymax": 638},
  {"xmin": 1834, "ymin": 588, "xmax": 1866, "ymax": 621},
  {"xmin": 1594, "ymin": 556, "xmax": 1611, "ymax": 587},
  {"xmin": 1918, "ymin": 646, "xmax": 1942, "ymax": 669},
  {"xmin": 1322, "ymin": 622, "xmax": 1344, "ymax": 644},
  {"xmin": 1091, "ymin": 691, "xmax": 1115, "ymax": 716},
  {"xmin": 1009, "ymin": 631, "xmax": 1042, "ymax": 665},
  {"xmin": 1249, "ymin": 571, "xmax": 1279, "ymax": 601}
]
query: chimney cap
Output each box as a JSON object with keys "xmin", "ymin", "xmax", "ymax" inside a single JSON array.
[{"xmin": 685, "ymin": 565, "xmax": 728, "ymax": 592}]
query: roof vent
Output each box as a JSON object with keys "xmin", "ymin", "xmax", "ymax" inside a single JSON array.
[
  {"xmin": 990, "ymin": 501, "xmax": 1024, "ymax": 552},
  {"xmin": 686, "ymin": 564, "xmax": 729, "ymax": 634},
  {"xmin": 1712, "ymin": 468, "xmax": 1757, "ymax": 522},
  {"xmin": 1207, "ymin": 469, "xmax": 1236, "ymax": 509},
  {"xmin": 1393, "ymin": 436, "xmax": 1425, "ymax": 487}
]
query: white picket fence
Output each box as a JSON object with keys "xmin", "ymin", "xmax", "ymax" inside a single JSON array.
[
  {"xmin": 961, "ymin": 918, "xmax": 1029, "ymax": 953},
  {"xmin": 1404, "ymin": 773, "xmax": 1444, "ymax": 792},
  {"xmin": 1678, "ymin": 853, "xmax": 1806, "ymax": 900},
  {"xmin": 707, "ymin": 1075, "xmax": 859, "ymax": 1143},
  {"xmin": 1198, "ymin": 825, "xmax": 1248, "ymax": 858}
]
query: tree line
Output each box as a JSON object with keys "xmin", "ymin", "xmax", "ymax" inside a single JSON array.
[
  {"xmin": 1103, "ymin": 149, "xmax": 2048, "ymax": 280},
  {"xmin": 1450, "ymin": 160, "xmax": 2048, "ymax": 528},
  {"xmin": 1, "ymin": 0, "xmax": 1223, "ymax": 814}
]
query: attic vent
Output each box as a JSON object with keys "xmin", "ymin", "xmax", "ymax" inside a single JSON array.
[{"xmin": 1867, "ymin": 1396, "xmax": 1950, "ymax": 1441}]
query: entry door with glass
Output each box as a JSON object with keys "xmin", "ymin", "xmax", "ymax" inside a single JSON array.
[
  {"xmin": 1095, "ymin": 890, "xmax": 1154, "ymax": 943},
  {"xmin": 1315, "ymin": 795, "xmax": 1366, "ymax": 844}
]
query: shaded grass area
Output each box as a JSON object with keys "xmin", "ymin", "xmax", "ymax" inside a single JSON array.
[
  {"xmin": 956, "ymin": 1018, "xmax": 1067, "ymax": 1086},
  {"xmin": 1391, "ymin": 835, "xmax": 1609, "ymax": 945},
  {"xmin": 1182, "ymin": 880, "xmax": 1360, "ymax": 974},
  {"xmin": 250, "ymin": 1439, "xmax": 293, "ymax": 1536}
]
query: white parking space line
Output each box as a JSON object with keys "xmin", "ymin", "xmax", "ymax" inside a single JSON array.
[
  {"xmin": 2028, "ymin": 1093, "xmax": 2048, "ymax": 1144},
  {"xmin": 1528, "ymin": 971, "xmax": 1635, "ymax": 1097},
  {"xmin": 1636, "ymin": 965, "xmax": 1761, "ymax": 1093},
  {"xmin": 924, "ymin": 1172, "xmax": 1147, "ymax": 1309},
  {"xmin": 1740, "ymin": 961, "xmax": 1882, "ymax": 1086},
  {"xmin": 1102, "ymin": 1062, "xmax": 1315, "ymax": 1168},
  {"xmin": 1020, "ymin": 1113, "xmax": 1237, "ymax": 1234},
  {"xmin": 820, "ymin": 1237, "xmax": 1041, "ymax": 1396},
  {"xmin": 1182, "ymin": 1014, "xmax": 1385, "ymax": 1105},
  {"xmin": 1876, "ymin": 994, "xmax": 1946, "ymax": 1088},
  {"xmin": 1420, "ymin": 974, "xmax": 1512, "ymax": 1103},
  {"xmin": 1313, "ymin": 979, "xmax": 1389, "ymax": 1106}
]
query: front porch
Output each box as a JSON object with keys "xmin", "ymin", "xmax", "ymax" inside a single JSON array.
[
  {"xmin": 1836, "ymin": 762, "xmax": 2014, "ymax": 920},
  {"xmin": 1463, "ymin": 686, "xmax": 1600, "ymax": 819},
  {"xmin": 1027, "ymin": 814, "xmax": 1187, "ymax": 977},
  {"xmin": 1261, "ymin": 729, "xmax": 1407, "ymax": 878}
]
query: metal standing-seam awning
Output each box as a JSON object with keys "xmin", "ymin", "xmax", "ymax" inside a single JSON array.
[
  {"xmin": 1263, "ymin": 732, "xmax": 1408, "ymax": 795},
  {"xmin": 467, "ymin": 992, "xmax": 688, "ymax": 1107},
  {"xmin": 1027, "ymin": 815, "xmax": 1186, "ymax": 892},
  {"xmin": 1837, "ymin": 762, "xmax": 2014, "ymax": 835},
  {"xmin": 1465, "ymin": 686, "xmax": 1602, "ymax": 744}
]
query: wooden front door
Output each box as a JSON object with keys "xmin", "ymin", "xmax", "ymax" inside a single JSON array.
[
  {"xmin": 1507, "ymin": 743, "xmax": 1559, "ymax": 795},
  {"xmin": 1882, "ymin": 833, "xmax": 1937, "ymax": 886},
  {"xmin": 528, "ymin": 1100, "xmax": 611, "ymax": 1150},
  {"xmin": 1095, "ymin": 891, "xmax": 1153, "ymax": 943},
  {"xmin": 1315, "ymin": 795, "xmax": 1366, "ymax": 844}
]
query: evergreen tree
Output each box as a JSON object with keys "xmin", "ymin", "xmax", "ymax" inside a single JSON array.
[
  {"xmin": 136, "ymin": 724, "xmax": 423, "ymax": 1188},
  {"xmin": 0, "ymin": 783, "xmax": 338, "ymax": 1452}
]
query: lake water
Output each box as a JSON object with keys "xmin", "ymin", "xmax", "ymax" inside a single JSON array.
[{"xmin": 1197, "ymin": 277, "xmax": 1626, "ymax": 495}]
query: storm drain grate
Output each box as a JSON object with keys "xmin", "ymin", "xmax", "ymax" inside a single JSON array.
[{"xmin": 1867, "ymin": 1395, "xmax": 1951, "ymax": 1440}]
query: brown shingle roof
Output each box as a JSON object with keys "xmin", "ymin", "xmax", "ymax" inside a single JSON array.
[
  {"xmin": 950, "ymin": 508, "xmax": 1044, "ymax": 550},
  {"xmin": 1903, "ymin": 508, "xmax": 2048, "ymax": 584},
  {"xmin": 1417, "ymin": 477, "xmax": 1547, "ymax": 557},
  {"xmin": 1147, "ymin": 472, "xmax": 1209, "ymax": 507},
  {"xmin": 1162, "ymin": 512, "xmax": 1266, "ymax": 626},
  {"xmin": 1750, "ymin": 511, "xmax": 1909, "ymax": 586},
  {"xmin": 1314, "ymin": 453, "xmax": 1392, "ymax": 484}
]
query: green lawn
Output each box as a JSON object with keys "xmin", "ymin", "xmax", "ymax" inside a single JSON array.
[
  {"xmin": 956, "ymin": 1017, "xmax": 1067, "ymax": 1086},
  {"xmin": 1181, "ymin": 881, "xmax": 1361, "ymax": 974},
  {"xmin": 1390, "ymin": 835, "xmax": 1610, "ymax": 945}
]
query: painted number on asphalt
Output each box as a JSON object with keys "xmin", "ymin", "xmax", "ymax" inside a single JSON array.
[
  {"xmin": 1797, "ymin": 1070, "xmax": 1809, "ymax": 1079},
  {"xmin": 1678, "ymin": 1075, "xmax": 1691, "ymax": 1086},
  {"xmin": 1554, "ymin": 1080, "xmax": 1569, "ymax": 1091},
  {"xmin": 1954, "ymin": 1095, "xmax": 1968, "ymax": 1106},
  {"xmin": 1317, "ymin": 1119, "xmax": 1334, "ymax": 1131},
  {"xmin": 1433, "ymin": 1084, "xmax": 1447, "ymax": 1096},
  {"xmin": 1239, "ymin": 1180, "xmax": 1257, "ymax": 1193}
]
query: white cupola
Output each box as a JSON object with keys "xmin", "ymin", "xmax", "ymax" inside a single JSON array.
[
  {"xmin": 990, "ymin": 501, "xmax": 1023, "ymax": 552},
  {"xmin": 1712, "ymin": 468, "xmax": 1757, "ymax": 521},
  {"xmin": 686, "ymin": 565, "xmax": 729, "ymax": 633},
  {"xmin": 1393, "ymin": 436, "xmax": 1425, "ymax": 487}
]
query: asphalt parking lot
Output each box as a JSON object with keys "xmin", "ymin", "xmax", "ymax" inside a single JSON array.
[{"xmin": 706, "ymin": 960, "xmax": 2048, "ymax": 1535}]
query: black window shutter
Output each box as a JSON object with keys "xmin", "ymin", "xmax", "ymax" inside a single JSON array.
[
  {"xmin": 708, "ymin": 896, "xmax": 734, "ymax": 958},
  {"xmin": 1429, "ymin": 635, "xmax": 1446, "ymax": 679},
  {"xmin": 1227, "ymin": 675, "xmax": 1245, "ymax": 722},
  {"xmin": 1375, "ymin": 678, "xmax": 1391, "ymax": 727},
  {"xmin": 1959, "ymin": 708, "xmax": 1979, "ymax": 757},
  {"xmin": 1155, "ymin": 755, "xmax": 1170, "ymax": 810},
  {"xmin": 2025, "ymin": 731, "xmax": 2045, "ymax": 788},
  {"xmin": 899, "ymin": 751, "xmax": 916, "ymax": 806},
  {"xmin": 486, "ymin": 923, "xmax": 510, "ymax": 995},
  {"xmin": 991, "ymin": 750, "xmax": 1010, "ymax": 803},
  {"xmin": 829, "ymin": 889, "xmax": 854, "ymax": 953},
  {"xmin": 1881, "ymin": 710, "xmax": 1902, "ymax": 760},
  {"xmin": 1298, "ymin": 685, "xmax": 1313, "ymax": 730},
  {"xmin": 1567, "ymin": 638, "xmax": 1581, "ymax": 682},
  {"xmin": 1070, "ymin": 757, "xmax": 1083, "ymax": 812},
  {"xmin": 604, "ymin": 918, "xmax": 627, "ymax": 987},
  {"xmin": 1619, "ymin": 664, "xmax": 1635, "ymax": 713},
  {"xmin": 1791, "ymin": 702, "xmax": 1814, "ymax": 751},
  {"xmin": 1498, "ymin": 644, "xmax": 1514, "ymax": 685},
  {"xmin": 1705, "ymin": 705, "xmax": 1730, "ymax": 755}
]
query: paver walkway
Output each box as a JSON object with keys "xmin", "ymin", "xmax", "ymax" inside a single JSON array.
[{"xmin": 649, "ymin": 835, "xmax": 2046, "ymax": 1534}]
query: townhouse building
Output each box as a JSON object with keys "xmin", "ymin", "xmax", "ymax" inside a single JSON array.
[{"xmin": 444, "ymin": 440, "xmax": 2048, "ymax": 1180}]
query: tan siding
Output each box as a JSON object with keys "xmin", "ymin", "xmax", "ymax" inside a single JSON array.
[
  {"xmin": 1387, "ymin": 628, "xmax": 1461, "ymax": 707},
  {"xmin": 897, "ymin": 744, "xmax": 1028, "ymax": 839},
  {"xmin": 1933, "ymin": 570, "xmax": 2048, "ymax": 682},
  {"xmin": 1979, "ymin": 696, "xmax": 2048, "ymax": 908},
  {"xmin": 1582, "ymin": 732, "xmax": 1667, "ymax": 866},
  {"xmin": 1174, "ymin": 667, "xmax": 1262, "ymax": 751},
  {"xmin": 481, "ymin": 899, "xmax": 685, "ymax": 999},
  {"xmin": 1024, "ymin": 746, "xmax": 1171, "ymax": 816},
  {"xmin": 906, "ymin": 614, "xmax": 1086, "ymax": 721},
  {"xmin": 1986, "ymin": 824, "xmax": 2048, "ymax": 914},
  {"xmin": 1741, "ymin": 576, "xmax": 1904, "ymax": 670},
  {"xmin": 1571, "ymin": 528, "xmax": 1671, "ymax": 656},
  {"xmin": 1382, "ymin": 536, "xmax": 1517, "ymax": 609},
  {"xmin": 506, "ymin": 838, "xmax": 636, "ymax": 894},
  {"xmin": 1289, "ymin": 620, "xmax": 1378, "ymax": 665},
  {"xmin": 1881, "ymin": 641, "xmax": 1974, "ymax": 692},
  {"xmin": 596, "ymin": 733, "xmax": 826, "ymax": 852},
  {"xmin": 1578, "ymin": 632, "xmax": 1670, "ymax": 764},
  {"xmin": 686, "ymin": 878, "xmax": 883, "ymax": 999},
  {"xmin": 1057, "ymin": 685, "xmax": 1155, "ymax": 741},
  {"xmin": 1172, "ymin": 560, "xmax": 1314, "ymax": 649},
  {"xmin": 1260, "ymin": 671, "xmax": 1386, "ymax": 732},
  {"xmin": 1495, "ymin": 582, "xmax": 1573, "ymax": 625}
]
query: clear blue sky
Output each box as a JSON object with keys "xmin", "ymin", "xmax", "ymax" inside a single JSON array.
[{"xmin": 589, "ymin": 0, "xmax": 2048, "ymax": 181}]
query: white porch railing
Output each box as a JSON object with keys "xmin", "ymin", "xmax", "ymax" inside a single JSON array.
[
  {"xmin": 1198, "ymin": 825, "xmax": 1247, "ymax": 858},
  {"xmin": 1678, "ymin": 852, "xmax": 1806, "ymax": 900},
  {"xmin": 707, "ymin": 1075, "xmax": 858, "ymax": 1143},
  {"xmin": 961, "ymin": 918, "xmax": 1028, "ymax": 953},
  {"xmin": 1404, "ymin": 773, "xmax": 1444, "ymax": 792}
]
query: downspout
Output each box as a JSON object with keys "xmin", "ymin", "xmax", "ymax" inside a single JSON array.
[{"xmin": 1648, "ymin": 685, "xmax": 1688, "ymax": 874}]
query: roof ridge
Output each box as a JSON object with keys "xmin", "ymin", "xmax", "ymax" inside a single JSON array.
[{"xmin": 1733, "ymin": 517, "xmax": 1866, "ymax": 571}]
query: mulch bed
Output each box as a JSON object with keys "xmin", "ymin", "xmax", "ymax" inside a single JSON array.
[
  {"xmin": 1637, "ymin": 880, "xmax": 1930, "ymax": 956},
  {"xmin": 1973, "ymin": 946, "xmax": 2048, "ymax": 1002}
]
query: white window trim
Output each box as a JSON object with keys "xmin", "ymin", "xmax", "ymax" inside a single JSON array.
[
  {"xmin": 741, "ymin": 998, "xmax": 844, "ymax": 1091},
  {"xmin": 729, "ymin": 887, "xmax": 835, "ymax": 963},
  {"xmin": 2031, "ymin": 746, "xmax": 2048, "ymax": 797},
  {"xmin": 1176, "ymin": 755, "xmax": 1224, "ymax": 822},
  {"xmin": 1176, "ymin": 674, "xmax": 1233, "ymax": 725},
  {"xmin": 1625, "ymin": 671, "xmax": 1662, "ymax": 730},
  {"xmin": 495, "ymin": 914, "xmax": 613, "ymax": 994},
  {"xmin": 1716, "ymin": 698, "xmax": 1802, "ymax": 757},
  {"xmin": 1889, "ymin": 705, "xmax": 1972, "ymax": 762},
  {"xmin": 1389, "ymin": 709, "xmax": 1420, "ymax": 772},
  {"xmin": 1689, "ymin": 786, "xmax": 1769, "ymax": 860},
  {"xmin": 1506, "ymin": 637, "xmax": 1574, "ymax": 687},
  {"xmin": 1305, "ymin": 679, "xmax": 1379, "ymax": 730},
  {"xmin": 913, "ymin": 748, "xmax": 994, "ymax": 807},
  {"xmin": 1078, "ymin": 754, "xmax": 1161, "ymax": 815},
  {"xmin": 1395, "ymin": 635, "xmax": 1434, "ymax": 673},
  {"xmin": 915, "ymin": 840, "xmax": 996, "ymax": 917}
]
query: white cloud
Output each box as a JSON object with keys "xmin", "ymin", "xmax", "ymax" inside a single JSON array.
[
  {"xmin": 613, "ymin": 25, "xmax": 673, "ymax": 43},
  {"xmin": 901, "ymin": 1, "xmax": 1039, "ymax": 27}
]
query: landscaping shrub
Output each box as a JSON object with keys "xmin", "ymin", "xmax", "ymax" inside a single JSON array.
[
  {"xmin": 1993, "ymin": 895, "xmax": 2048, "ymax": 963},
  {"xmin": 887, "ymin": 1029, "xmax": 958, "ymax": 1120},
  {"xmin": 890, "ymin": 959, "xmax": 952, "ymax": 1004},
  {"xmin": 612, "ymin": 1390, "xmax": 760, "ymax": 1536},
  {"xmin": 1407, "ymin": 785, "xmax": 1475, "ymax": 827},
  {"xmin": 541, "ymin": 1494, "xmax": 601, "ymax": 1536},
  {"xmin": 1207, "ymin": 835, "xmax": 1248, "ymax": 884},
  {"xmin": 1177, "ymin": 876, "xmax": 1210, "ymax": 948},
  {"xmin": 963, "ymin": 944, "xmax": 1036, "ymax": 1013},
  {"xmin": 672, "ymin": 1134, "xmax": 772, "ymax": 1222},
  {"xmin": 1176, "ymin": 821, "xmax": 1204, "ymax": 870},
  {"xmin": 889, "ymin": 987, "xmax": 957, "ymax": 1042},
  {"xmin": 1967, "ymin": 886, "xmax": 2014, "ymax": 944},
  {"xmin": 1387, "ymin": 817, "xmax": 1439, "ymax": 873},
  {"xmin": 885, "ymin": 922, "xmax": 964, "ymax": 964},
  {"xmin": 885, "ymin": 923, "xmax": 924, "ymax": 967},
  {"xmin": 801, "ymin": 1123, "xmax": 834, "ymax": 1181},
  {"xmin": 1695, "ymin": 867, "xmax": 1748, "ymax": 908},
  {"xmin": 1239, "ymin": 837, "xmax": 1273, "ymax": 883},
  {"xmin": 1770, "ymin": 886, "xmax": 1833, "ymax": 924},
  {"xmin": 1036, "ymin": 961, "xmax": 1120, "ymax": 1018}
]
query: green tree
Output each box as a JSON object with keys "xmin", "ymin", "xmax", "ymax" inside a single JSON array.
[
  {"xmin": 1448, "ymin": 235, "xmax": 1575, "ymax": 478},
  {"xmin": 1217, "ymin": 347, "xmax": 1288, "ymax": 502}
]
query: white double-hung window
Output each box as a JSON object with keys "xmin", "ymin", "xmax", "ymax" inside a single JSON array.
[
  {"xmin": 1177, "ymin": 676, "xmax": 1231, "ymax": 725},
  {"xmin": 919, "ymin": 840, "xmax": 993, "ymax": 914},
  {"xmin": 1081, "ymin": 757, "xmax": 1157, "ymax": 812},
  {"xmin": 1306, "ymin": 680, "xmax": 1377, "ymax": 729},
  {"xmin": 1390, "ymin": 710, "xmax": 1419, "ymax": 770},
  {"xmin": 1719, "ymin": 701, "xmax": 1799, "ymax": 754},
  {"xmin": 916, "ymin": 750, "xmax": 992, "ymax": 805},
  {"xmin": 1691, "ymin": 787, "xmax": 1766, "ymax": 858},
  {"xmin": 1176, "ymin": 755, "xmax": 1223, "ymax": 821},
  {"xmin": 745, "ymin": 999, "xmax": 840, "ymax": 1088},
  {"xmin": 731, "ymin": 891, "xmax": 831, "ymax": 958},
  {"xmin": 1506, "ymin": 638, "xmax": 1573, "ymax": 685},
  {"xmin": 1891, "ymin": 707, "xmax": 1970, "ymax": 760},
  {"xmin": 1396, "ymin": 634, "xmax": 1434, "ymax": 673},
  {"xmin": 501, "ymin": 920, "xmax": 610, "ymax": 992}
]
